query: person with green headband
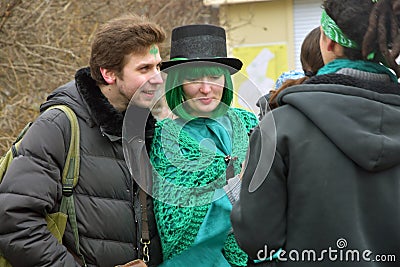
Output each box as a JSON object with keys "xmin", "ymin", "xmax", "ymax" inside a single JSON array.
[
  {"xmin": 149, "ymin": 24, "xmax": 258, "ymax": 267},
  {"xmin": 232, "ymin": 1, "xmax": 400, "ymax": 266}
]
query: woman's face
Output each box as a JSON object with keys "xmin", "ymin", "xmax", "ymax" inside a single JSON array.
[{"xmin": 182, "ymin": 74, "xmax": 225, "ymax": 117}]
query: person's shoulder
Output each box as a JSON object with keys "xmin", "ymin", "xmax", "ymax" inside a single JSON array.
[
  {"xmin": 275, "ymin": 70, "xmax": 305, "ymax": 89},
  {"xmin": 155, "ymin": 117, "xmax": 175, "ymax": 127},
  {"xmin": 230, "ymin": 107, "xmax": 257, "ymax": 119},
  {"xmin": 230, "ymin": 108, "xmax": 258, "ymax": 129},
  {"xmin": 29, "ymin": 108, "xmax": 69, "ymax": 135},
  {"xmin": 153, "ymin": 117, "xmax": 178, "ymax": 137}
]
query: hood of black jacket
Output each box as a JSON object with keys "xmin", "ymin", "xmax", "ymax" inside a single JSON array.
[
  {"xmin": 39, "ymin": 67, "xmax": 156, "ymax": 142},
  {"xmin": 40, "ymin": 67, "xmax": 125, "ymax": 137},
  {"xmin": 277, "ymin": 74, "xmax": 400, "ymax": 172}
]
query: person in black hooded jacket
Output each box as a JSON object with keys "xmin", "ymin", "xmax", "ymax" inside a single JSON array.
[
  {"xmin": 231, "ymin": 0, "xmax": 400, "ymax": 266},
  {"xmin": 0, "ymin": 14, "xmax": 166, "ymax": 267}
]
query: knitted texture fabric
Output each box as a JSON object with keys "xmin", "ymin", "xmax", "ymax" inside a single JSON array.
[{"xmin": 150, "ymin": 108, "xmax": 257, "ymax": 266}]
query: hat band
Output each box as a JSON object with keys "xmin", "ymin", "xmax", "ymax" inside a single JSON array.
[
  {"xmin": 170, "ymin": 57, "xmax": 189, "ymax": 61},
  {"xmin": 170, "ymin": 57, "xmax": 226, "ymax": 61},
  {"xmin": 321, "ymin": 10, "xmax": 359, "ymax": 49}
]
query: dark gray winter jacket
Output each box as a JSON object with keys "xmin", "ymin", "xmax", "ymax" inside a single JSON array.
[
  {"xmin": 0, "ymin": 68, "xmax": 162, "ymax": 267},
  {"xmin": 232, "ymin": 71, "xmax": 400, "ymax": 267}
]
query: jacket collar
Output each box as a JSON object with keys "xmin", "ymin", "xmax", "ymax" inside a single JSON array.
[
  {"xmin": 303, "ymin": 73, "xmax": 400, "ymax": 95},
  {"xmin": 75, "ymin": 67, "xmax": 124, "ymax": 137},
  {"xmin": 75, "ymin": 67, "xmax": 157, "ymax": 146}
]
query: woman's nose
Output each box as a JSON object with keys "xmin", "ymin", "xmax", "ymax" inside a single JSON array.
[{"xmin": 199, "ymin": 80, "xmax": 212, "ymax": 94}]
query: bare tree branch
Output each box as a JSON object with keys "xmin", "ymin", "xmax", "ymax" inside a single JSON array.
[
  {"xmin": 0, "ymin": 0, "xmax": 218, "ymax": 154},
  {"xmin": 0, "ymin": 0, "xmax": 22, "ymax": 31}
]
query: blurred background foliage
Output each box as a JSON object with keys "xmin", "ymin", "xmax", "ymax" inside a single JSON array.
[{"xmin": 0, "ymin": 0, "xmax": 218, "ymax": 154}]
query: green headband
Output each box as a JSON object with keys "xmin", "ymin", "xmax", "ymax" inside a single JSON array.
[{"xmin": 321, "ymin": 10, "xmax": 359, "ymax": 49}]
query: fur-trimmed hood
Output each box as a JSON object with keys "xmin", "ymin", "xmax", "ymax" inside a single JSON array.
[{"xmin": 41, "ymin": 67, "xmax": 124, "ymax": 137}]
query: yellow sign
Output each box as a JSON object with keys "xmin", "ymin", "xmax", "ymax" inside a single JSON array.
[{"xmin": 232, "ymin": 44, "xmax": 288, "ymax": 113}]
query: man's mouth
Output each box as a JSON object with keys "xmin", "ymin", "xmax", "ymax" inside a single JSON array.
[{"xmin": 142, "ymin": 90, "xmax": 156, "ymax": 97}]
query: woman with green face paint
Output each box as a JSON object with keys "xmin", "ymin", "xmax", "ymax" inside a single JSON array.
[
  {"xmin": 232, "ymin": 0, "xmax": 400, "ymax": 266},
  {"xmin": 149, "ymin": 24, "xmax": 258, "ymax": 267}
]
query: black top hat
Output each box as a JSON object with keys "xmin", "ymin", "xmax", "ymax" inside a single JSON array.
[{"xmin": 161, "ymin": 24, "xmax": 243, "ymax": 74}]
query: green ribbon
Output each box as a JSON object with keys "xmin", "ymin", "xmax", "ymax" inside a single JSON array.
[
  {"xmin": 321, "ymin": 10, "xmax": 359, "ymax": 49},
  {"xmin": 170, "ymin": 57, "xmax": 189, "ymax": 61},
  {"xmin": 170, "ymin": 57, "xmax": 222, "ymax": 61}
]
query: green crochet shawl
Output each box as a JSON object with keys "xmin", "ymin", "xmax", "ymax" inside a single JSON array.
[{"xmin": 150, "ymin": 108, "xmax": 258, "ymax": 266}]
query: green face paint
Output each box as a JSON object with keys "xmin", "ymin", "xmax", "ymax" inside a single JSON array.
[{"xmin": 150, "ymin": 44, "xmax": 158, "ymax": 60}]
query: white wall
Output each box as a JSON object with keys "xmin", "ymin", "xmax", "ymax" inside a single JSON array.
[{"xmin": 293, "ymin": 0, "xmax": 323, "ymax": 70}]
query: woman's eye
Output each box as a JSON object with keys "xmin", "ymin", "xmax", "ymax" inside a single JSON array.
[{"xmin": 184, "ymin": 75, "xmax": 222, "ymax": 83}]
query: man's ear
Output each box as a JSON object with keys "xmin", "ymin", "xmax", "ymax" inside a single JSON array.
[
  {"xmin": 100, "ymin": 67, "xmax": 116, "ymax": 84},
  {"xmin": 326, "ymin": 37, "xmax": 336, "ymax": 52},
  {"xmin": 328, "ymin": 39, "xmax": 345, "ymax": 57},
  {"xmin": 322, "ymin": 33, "xmax": 345, "ymax": 58}
]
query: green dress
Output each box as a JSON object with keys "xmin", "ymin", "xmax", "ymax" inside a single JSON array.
[{"xmin": 150, "ymin": 108, "xmax": 258, "ymax": 267}]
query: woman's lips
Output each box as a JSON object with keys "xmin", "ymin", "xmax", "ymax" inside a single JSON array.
[{"xmin": 198, "ymin": 97, "xmax": 213, "ymax": 104}]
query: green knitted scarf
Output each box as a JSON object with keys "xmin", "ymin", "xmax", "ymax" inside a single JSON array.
[{"xmin": 150, "ymin": 108, "xmax": 258, "ymax": 266}]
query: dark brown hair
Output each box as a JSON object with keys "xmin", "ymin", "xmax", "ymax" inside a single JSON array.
[
  {"xmin": 269, "ymin": 27, "xmax": 323, "ymax": 109},
  {"xmin": 301, "ymin": 27, "xmax": 324, "ymax": 77},
  {"xmin": 323, "ymin": 0, "xmax": 400, "ymax": 77},
  {"xmin": 90, "ymin": 14, "xmax": 166, "ymax": 85}
]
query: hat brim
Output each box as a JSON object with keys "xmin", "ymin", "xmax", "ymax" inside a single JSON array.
[{"xmin": 161, "ymin": 58, "xmax": 243, "ymax": 74}]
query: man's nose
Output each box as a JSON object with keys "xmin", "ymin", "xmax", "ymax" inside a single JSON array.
[{"xmin": 150, "ymin": 70, "xmax": 163, "ymax": 84}]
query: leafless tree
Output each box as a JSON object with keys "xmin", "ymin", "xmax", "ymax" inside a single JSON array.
[{"xmin": 0, "ymin": 0, "xmax": 218, "ymax": 153}]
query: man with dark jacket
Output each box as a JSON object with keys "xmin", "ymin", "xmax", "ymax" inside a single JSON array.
[{"xmin": 0, "ymin": 14, "xmax": 166, "ymax": 267}]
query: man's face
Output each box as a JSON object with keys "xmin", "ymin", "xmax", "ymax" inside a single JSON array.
[{"xmin": 113, "ymin": 45, "xmax": 163, "ymax": 110}]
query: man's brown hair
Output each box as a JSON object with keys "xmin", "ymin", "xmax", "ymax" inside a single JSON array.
[{"xmin": 90, "ymin": 14, "xmax": 166, "ymax": 85}]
